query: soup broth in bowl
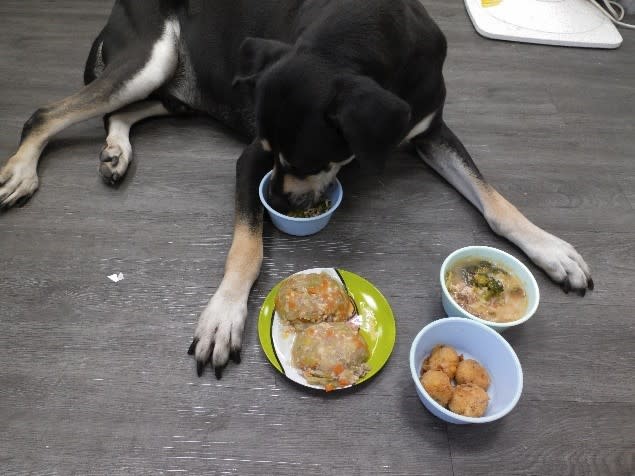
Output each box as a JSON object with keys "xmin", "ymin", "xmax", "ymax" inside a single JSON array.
[
  {"xmin": 445, "ymin": 259, "xmax": 527, "ymax": 323},
  {"xmin": 440, "ymin": 246, "xmax": 540, "ymax": 332}
]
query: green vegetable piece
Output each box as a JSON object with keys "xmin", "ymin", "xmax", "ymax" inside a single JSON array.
[
  {"xmin": 488, "ymin": 277, "xmax": 504, "ymax": 295},
  {"xmin": 473, "ymin": 273, "xmax": 490, "ymax": 287},
  {"xmin": 482, "ymin": 277, "xmax": 504, "ymax": 300}
]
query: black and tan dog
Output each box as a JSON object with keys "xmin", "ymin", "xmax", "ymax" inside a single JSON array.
[{"xmin": 0, "ymin": 0, "xmax": 592, "ymax": 377}]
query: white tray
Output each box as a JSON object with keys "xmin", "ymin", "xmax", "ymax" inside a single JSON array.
[{"xmin": 465, "ymin": 0, "xmax": 623, "ymax": 49}]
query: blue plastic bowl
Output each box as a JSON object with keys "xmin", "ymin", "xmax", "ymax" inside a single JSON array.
[
  {"xmin": 440, "ymin": 246, "xmax": 540, "ymax": 332},
  {"xmin": 258, "ymin": 170, "xmax": 343, "ymax": 236},
  {"xmin": 410, "ymin": 317, "xmax": 523, "ymax": 424}
]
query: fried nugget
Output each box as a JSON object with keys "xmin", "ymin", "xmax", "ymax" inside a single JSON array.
[
  {"xmin": 420, "ymin": 370, "xmax": 454, "ymax": 407},
  {"xmin": 455, "ymin": 359, "xmax": 491, "ymax": 390},
  {"xmin": 448, "ymin": 383, "xmax": 489, "ymax": 417},
  {"xmin": 422, "ymin": 344, "xmax": 461, "ymax": 379}
]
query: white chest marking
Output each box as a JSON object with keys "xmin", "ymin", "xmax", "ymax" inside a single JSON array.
[
  {"xmin": 405, "ymin": 111, "xmax": 437, "ymax": 141},
  {"xmin": 114, "ymin": 19, "xmax": 180, "ymax": 103}
]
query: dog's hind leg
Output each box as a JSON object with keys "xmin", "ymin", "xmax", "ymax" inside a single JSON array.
[
  {"xmin": 99, "ymin": 100, "xmax": 170, "ymax": 184},
  {"xmin": 0, "ymin": 20, "xmax": 180, "ymax": 208},
  {"xmin": 412, "ymin": 121, "xmax": 593, "ymax": 295}
]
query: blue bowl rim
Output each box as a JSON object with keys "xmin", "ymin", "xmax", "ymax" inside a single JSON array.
[
  {"xmin": 258, "ymin": 170, "xmax": 343, "ymax": 222},
  {"xmin": 439, "ymin": 245, "xmax": 540, "ymax": 329},
  {"xmin": 409, "ymin": 317, "xmax": 524, "ymax": 424}
]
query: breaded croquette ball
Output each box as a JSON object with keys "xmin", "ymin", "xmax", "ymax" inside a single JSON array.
[
  {"xmin": 420, "ymin": 370, "xmax": 454, "ymax": 406},
  {"xmin": 455, "ymin": 359, "xmax": 491, "ymax": 390},
  {"xmin": 423, "ymin": 344, "xmax": 461, "ymax": 379},
  {"xmin": 448, "ymin": 383, "xmax": 489, "ymax": 417}
]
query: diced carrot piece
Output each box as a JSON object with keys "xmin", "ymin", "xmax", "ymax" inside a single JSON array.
[
  {"xmin": 333, "ymin": 363, "xmax": 345, "ymax": 375},
  {"xmin": 321, "ymin": 278, "xmax": 329, "ymax": 293}
]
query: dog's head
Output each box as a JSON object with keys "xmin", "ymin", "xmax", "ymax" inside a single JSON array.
[{"xmin": 234, "ymin": 37, "xmax": 411, "ymax": 213}]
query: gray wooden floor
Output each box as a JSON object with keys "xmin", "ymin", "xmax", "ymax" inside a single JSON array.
[{"xmin": 1, "ymin": 1, "xmax": 633, "ymax": 475}]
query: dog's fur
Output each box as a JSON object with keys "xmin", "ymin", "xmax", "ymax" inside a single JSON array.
[{"xmin": 0, "ymin": 0, "xmax": 593, "ymax": 377}]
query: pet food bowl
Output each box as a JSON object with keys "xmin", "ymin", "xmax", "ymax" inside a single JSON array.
[
  {"xmin": 259, "ymin": 170, "xmax": 343, "ymax": 236},
  {"xmin": 410, "ymin": 317, "xmax": 523, "ymax": 424}
]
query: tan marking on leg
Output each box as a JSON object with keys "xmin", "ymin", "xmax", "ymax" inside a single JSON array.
[
  {"xmin": 223, "ymin": 221, "xmax": 263, "ymax": 293},
  {"xmin": 18, "ymin": 93, "xmax": 113, "ymax": 165},
  {"xmin": 478, "ymin": 183, "xmax": 541, "ymax": 240}
]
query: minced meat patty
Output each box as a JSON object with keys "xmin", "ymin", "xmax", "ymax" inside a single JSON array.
[
  {"xmin": 275, "ymin": 272, "xmax": 355, "ymax": 327},
  {"xmin": 292, "ymin": 322, "xmax": 370, "ymax": 391}
]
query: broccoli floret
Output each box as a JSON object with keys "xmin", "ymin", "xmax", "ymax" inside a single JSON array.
[
  {"xmin": 473, "ymin": 273, "xmax": 490, "ymax": 287},
  {"xmin": 482, "ymin": 277, "xmax": 504, "ymax": 300}
]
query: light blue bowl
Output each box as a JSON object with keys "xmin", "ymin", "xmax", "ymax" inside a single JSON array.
[
  {"xmin": 440, "ymin": 246, "xmax": 540, "ymax": 332},
  {"xmin": 258, "ymin": 170, "xmax": 343, "ymax": 236},
  {"xmin": 410, "ymin": 317, "xmax": 523, "ymax": 424}
]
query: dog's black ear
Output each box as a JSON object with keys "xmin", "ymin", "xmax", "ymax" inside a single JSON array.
[
  {"xmin": 327, "ymin": 75, "xmax": 411, "ymax": 170},
  {"xmin": 232, "ymin": 37, "xmax": 291, "ymax": 89}
]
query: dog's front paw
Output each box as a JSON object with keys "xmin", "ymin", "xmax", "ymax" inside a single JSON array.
[
  {"xmin": 524, "ymin": 231, "xmax": 593, "ymax": 295},
  {"xmin": 188, "ymin": 288, "xmax": 247, "ymax": 378},
  {"xmin": 0, "ymin": 157, "xmax": 39, "ymax": 209}
]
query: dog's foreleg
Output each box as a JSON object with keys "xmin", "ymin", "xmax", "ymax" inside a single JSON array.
[
  {"xmin": 188, "ymin": 141, "xmax": 273, "ymax": 378},
  {"xmin": 100, "ymin": 100, "xmax": 170, "ymax": 184},
  {"xmin": 0, "ymin": 19, "xmax": 180, "ymax": 208},
  {"xmin": 413, "ymin": 121, "xmax": 593, "ymax": 294}
]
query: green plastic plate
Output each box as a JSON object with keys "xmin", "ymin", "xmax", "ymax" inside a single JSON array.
[{"xmin": 258, "ymin": 268, "xmax": 396, "ymax": 390}]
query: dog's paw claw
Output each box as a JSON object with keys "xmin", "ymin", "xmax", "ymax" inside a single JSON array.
[
  {"xmin": 196, "ymin": 360, "xmax": 205, "ymax": 378},
  {"xmin": 214, "ymin": 365, "xmax": 225, "ymax": 380},
  {"xmin": 16, "ymin": 196, "xmax": 31, "ymax": 208},
  {"xmin": 187, "ymin": 338, "xmax": 198, "ymax": 356},
  {"xmin": 561, "ymin": 277, "xmax": 571, "ymax": 294},
  {"xmin": 230, "ymin": 350, "xmax": 241, "ymax": 364},
  {"xmin": 588, "ymin": 278, "xmax": 594, "ymax": 291}
]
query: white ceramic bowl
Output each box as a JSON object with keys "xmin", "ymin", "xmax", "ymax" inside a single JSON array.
[
  {"xmin": 440, "ymin": 246, "xmax": 540, "ymax": 332},
  {"xmin": 259, "ymin": 170, "xmax": 343, "ymax": 236},
  {"xmin": 410, "ymin": 317, "xmax": 523, "ymax": 424}
]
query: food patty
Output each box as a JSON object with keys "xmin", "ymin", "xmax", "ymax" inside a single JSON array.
[
  {"xmin": 292, "ymin": 322, "xmax": 369, "ymax": 391},
  {"xmin": 275, "ymin": 272, "xmax": 355, "ymax": 327}
]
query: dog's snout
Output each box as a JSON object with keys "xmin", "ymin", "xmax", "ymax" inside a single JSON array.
[
  {"xmin": 266, "ymin": 181, "xmax": 292, "ymax": 214},
  {"xmin": 267, "ymin": 178, "xmax": 322, "ymax": 214}
]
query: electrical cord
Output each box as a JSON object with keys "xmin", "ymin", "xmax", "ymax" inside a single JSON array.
[{"xmin": 589, "ymin": 0, "xmax": 635, "ymax": 29}]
